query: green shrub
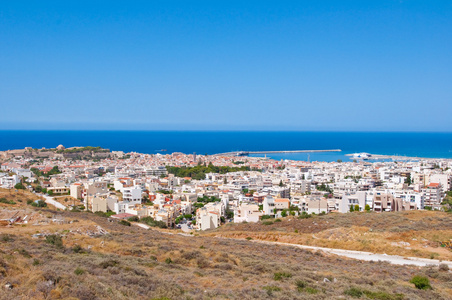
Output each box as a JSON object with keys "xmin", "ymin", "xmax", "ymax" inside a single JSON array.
[
  {"xmin": 305, "ymin": 287, "xmax": 319, "ymax": 294},
  {"xmin": 261, "ymin": 215, "xmax": 272, "ymax": 220},
  {"xmin": 263, "ymin": 285, "xmax": 282, "ymax": 295},
  {"xmin": 128, "ymin": 216, "xmax": 139, "ymax": 222},
  {"xmin": 140, "ymin": 216, "xmax": 167, "ymax": 228},
  {"xmin": 262, "ymin": 221, "xmax": 273, "ymax": 225},
  {"xmin": 74, "ymin": 267, "xmax": 85, "ymax": 275},
  {"xmin": 31, "ymin": 200, "xmax": 47, "ymax": 207},
  {"xmin": 344, "ymin": 287, "xmax": 363, "ymax": 298},
  {"xmin": 45, "ymin": 234, "xmax": 63, "ymax": 248},
  {"xmin": 0, "ymin": 197, "xmax": 15, "ymax": 205},
  {"xmin": 72, "ymin": 244, "xmax": 83, "ymax": 253},
  {"xmin": 410, "ymin": 275, "xmax": 432, "ymax": 290},
  {"xmin": 298, "ymin": 212, "xmax": 311, "ymax": 219},
  {"xmin": 165, "ymin": 258, "xmax": 172, "ymax": 264},
  {"xmin": 295, "ymin": 280, "xmax": 307, "ymax": 289},
  {"xmin": 273, "ymin": 272, "xmax": 292, "ymax": 280},
  {"xmin": 119, "ymin": 220, "xmax": 131, "ymax": 226},
  {"xmin": 245, "ymin": 237, "xmax": 253, "ymax": 240},
  {"xmin": 274, "ymin": 219, "xmax": 282, "ymax": 223},
  {"xmin": 14, "ymin": 183, "xmax": 25, "ymax": 189},
  {"xmin": 32, "ymin": 259, "xmax": 40, "ymax": 266}
]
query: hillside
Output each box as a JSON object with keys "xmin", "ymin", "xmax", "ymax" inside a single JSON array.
[
  {"xmin": 1, "ymin": 208, "xmax": 452, "ymax": 299},
  {"xmin": 206, "ymin": 210, "xmax": 452, "ymax": 261}
]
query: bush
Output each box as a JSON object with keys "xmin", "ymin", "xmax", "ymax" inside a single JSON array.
[
  {"xmin": 94, "ymin": 211, "xmax": 115, "ymax": 218},
  {"xmin": 273, "ymin": 272, "xmax": 292, "ymax": 280},
  {"xmin": 74, "ymin": 267, "xmax": 85, "ymax": 275},
  {"xmin": 31, "ymin": 200, "xmax": 47, "ymax": 207},
  {"xmin": 165, "ymin": 258, "xmax": 172, "ymax": 264},
  {"xmin": 305, "ymin": 287, "xmax": 319, "ymax": 294},
  {"xmin": 298, "ymin": 212, "xmax": 311, "ymax": 219},
  {"xmin": 263, "ymin": 285, "xmax": 281, "ymax": 295},
  {"xmin": 344, "ymin": 287, "xmax": 363, "ymax": 298},
  {"xmin": 410, "ymin": 275, "xmax": 432, "ymax": 290},
  {"xmin": 295, "ymin": 280, "xmax": 307, "ymax": 289},
  {"xmin": 99, "ymin": 259, "xmax": 119, "ymax": 269},
  {"xmin": 439, "ymin": 263, "xmax": 449, "ymax": 271},
  {"xmin": 274, "ymin": 219, "xmax": 282, "ymax": 223},
  {"xmin": 245, "ymin": 237, "xmax": 253, "ymax": 240},
  {"xmin": 140, "ymin": 216, "xmax": 167, "ymax": 228},
  {"xmin": 0, "ymin": 197, "xmax": 15, "ymax": 205},
  {"xmin": 14, "ymin": 183, "xmax": 25, "ymax": 190},
  {"xmin": 45, "ymin": 234, "xmax": 63, "ymax": 248},
  {"xmin": 262, "ymin": 221, "xmax": 273, "ymax": 225},
  {"xmin": 128, "ymin": 216, "xmax": 139, "ymax": 222},
  {"xmin": 72, "ymin": 244, "xmax": 83, "ymax": 253},
  {"xmin": 261, "ymin": 215, "xmax": 272, "ymax": 220},
  {"xmin": 119, "ymin": 220, "xmax": 131, "ymax": 226}
]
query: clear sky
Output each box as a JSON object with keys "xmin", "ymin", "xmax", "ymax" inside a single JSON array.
[{"xmin": 1, "ymin": 1, "xmax": 451, "ymax": 131}]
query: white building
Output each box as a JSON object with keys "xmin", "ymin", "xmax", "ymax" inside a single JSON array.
[{"xmin": 234, "ymin": 204, "xmax": 263, "ymax": 223}]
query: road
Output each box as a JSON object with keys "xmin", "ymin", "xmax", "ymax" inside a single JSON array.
[{"xmin": 34, "ymin": 193, "xmax": 67, "ymax": 210}]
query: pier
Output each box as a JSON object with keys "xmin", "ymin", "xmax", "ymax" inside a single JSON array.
[{"xmin": 215, "ymin": 149, "xmax": 341, "ymax": 156}]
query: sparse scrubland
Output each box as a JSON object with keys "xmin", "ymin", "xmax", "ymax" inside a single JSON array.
[
  {"xmin": 208, "ymin": 210, "xmax": 452, "ymax": 261},
  {"xmin": 1, "ymin": 208, "xmax": 452, "ymax": 299}
]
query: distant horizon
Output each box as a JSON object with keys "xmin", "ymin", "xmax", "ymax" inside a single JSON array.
[{"xmin": 1, "ymin": 128, "xmax": 452, "ymax": 133}]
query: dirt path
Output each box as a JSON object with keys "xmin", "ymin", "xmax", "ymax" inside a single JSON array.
[{"xmin": 249, "ymin": 239, "xmax": 452, "ymax": 267}]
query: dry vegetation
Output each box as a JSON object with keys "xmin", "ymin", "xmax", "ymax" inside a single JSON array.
[
  {"xmin": 0, "ymin": 187, "xmax": 42, "ymax": 208},
  {"xmin": 206, "ymin": 210, "xmax": 452, "ymax": 261},
  {"xmin": 1, "ymin": 208, "xmax": 452, "ymax": 299},
  {"xmin": 53, "ymin": 195, "xmax": 83, "ymax": 207}
]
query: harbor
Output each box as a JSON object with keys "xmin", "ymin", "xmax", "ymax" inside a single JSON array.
[{"xmin": 215, "ymin": 149, "xmax": 342, "ymax": 156}]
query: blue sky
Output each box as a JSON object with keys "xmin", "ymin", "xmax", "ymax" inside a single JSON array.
[{"xmin": 0, "ymin": 1, "xmax": 451, "ymax": 131}]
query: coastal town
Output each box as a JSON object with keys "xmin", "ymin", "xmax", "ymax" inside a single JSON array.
[{"xmin": 1, "ymin": 145, "xmax": 451, "ymax": 232}]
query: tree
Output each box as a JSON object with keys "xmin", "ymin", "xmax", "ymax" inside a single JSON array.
[
  {"xmin": 354, "ymin": 204, "xmax": 360, "ymax": 211},
  {"xmin": 281, "ymin": 210, "xmax": 287, "ymax": 217},
  {"xmin": 349, "ymin": 205, "xmax": 354, "ymax": 212},
  {"xmin": 337, "ymin": 159, "xmax": 342, "ymax": 163},
  {"xmin": 405, "ymin": 173, "xmax": 412, "ymax": 185},
  {"xmin": 365, "ymin": 204, "xmax": 371, "ymax": 212},
  {"xmin": 14, "ymin": 183, "xmax": 25, "ymax": 190},
  {"xmin": 226, "ymin": 210, "xmax": 234, "ymax": 219},
  {"xmin": 279, "ymin": 180, "xmax": 284, "ymax": 187},
  {"xmin": 223, "ymin": 177, "xmax": 227, "ymax": 184}
]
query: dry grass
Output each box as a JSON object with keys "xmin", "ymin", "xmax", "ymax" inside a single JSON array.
[
  {"xmin": 207, "ymin": 211, "xmax": 452, "ymax": 260},
  {"xmin": 1, "ymin": 208, "xmax": 452, "ymax": 299},
  {"xmin": 0, "ymin": 188, "xmax": 42, "ymax": 209}
]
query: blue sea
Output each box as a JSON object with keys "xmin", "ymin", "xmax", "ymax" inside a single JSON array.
[{"xmin": 0, "ymin": 131, "xmax": 451, "ymax": 162}]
